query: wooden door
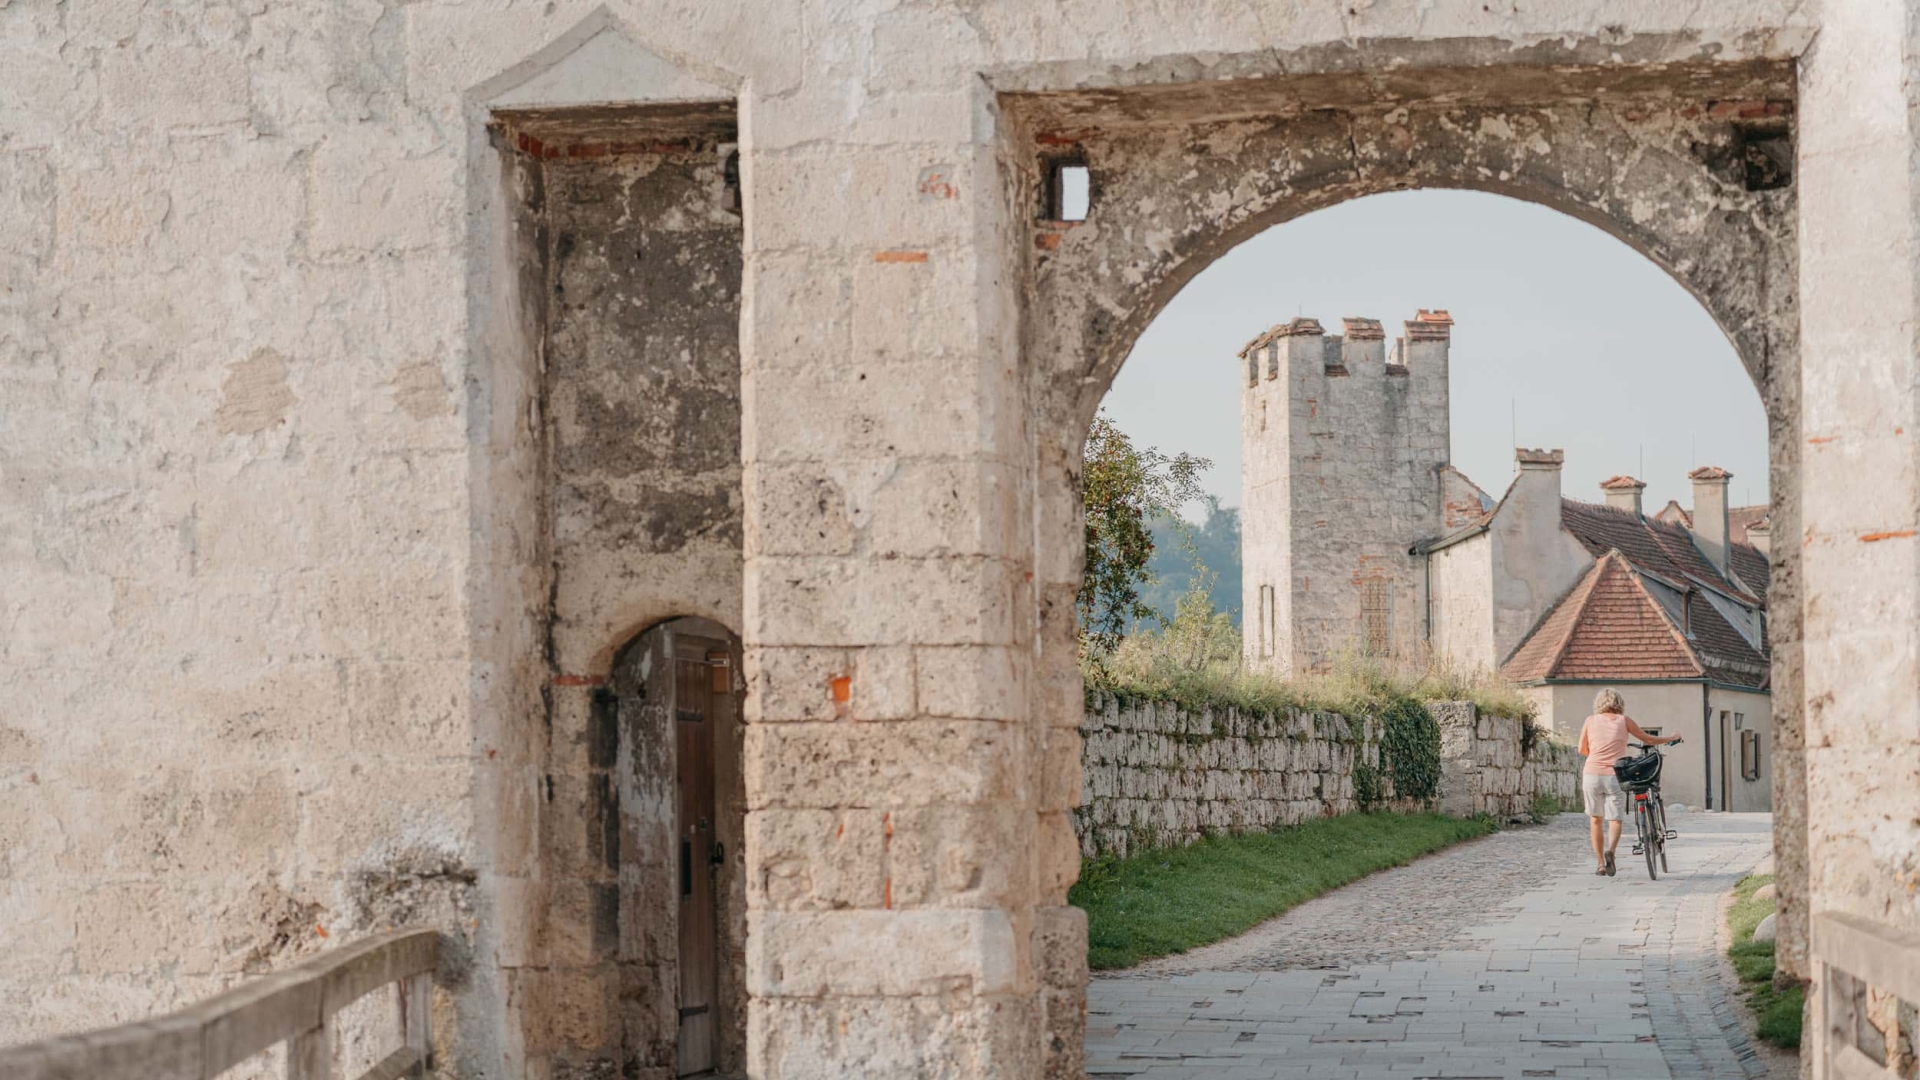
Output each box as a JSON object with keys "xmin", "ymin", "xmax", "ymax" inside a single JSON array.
[{"xmin": 673, "ymin": 638, "xmax": 722, "ymax": 1077}]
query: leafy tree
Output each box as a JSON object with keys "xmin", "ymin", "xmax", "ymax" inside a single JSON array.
[
  {"xmin": 1079, "ymin": 411, "xmax": 1210, "ymax": 651},
  {"xmin": 1135, "ymin": 499, "xmax": 1242, "ymax": 630}
]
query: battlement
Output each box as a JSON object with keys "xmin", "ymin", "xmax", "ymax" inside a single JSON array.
[
  {"xmin": 1342, "ymin": 316, "xmax": 1386, "ymax": 341},
  {"xmin": 1240, "ymin": 310, "xmax": 1454, "ymax": 386}
]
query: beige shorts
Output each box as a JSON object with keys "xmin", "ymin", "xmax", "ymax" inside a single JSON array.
[{"xmin": 1583, "ymin": 772, "xmax": 1626, "ymax": 821}]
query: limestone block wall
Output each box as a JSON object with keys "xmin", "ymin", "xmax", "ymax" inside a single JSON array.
[
  {"xmin": 1077, "ymin": 696, "xmax": 1578, "ymax": 857},
  {"xmin": 1431, "ymin": 702, "xmax": 1580, "ymax": 822},
  {"xmin": 8, "ymin": 0, "xmax": 1881, "ymax": 1073},
  {"xmin": 1076, "ymin": 693, "xmax": 1400, "ymax": 857}
]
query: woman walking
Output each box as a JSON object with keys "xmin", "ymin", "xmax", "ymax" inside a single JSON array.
[{"xmin": 1578, "ymin": 688, "xmax": 1676, "ymax": 875}]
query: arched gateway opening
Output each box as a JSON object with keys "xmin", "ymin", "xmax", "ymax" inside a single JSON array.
[{"xmin": 1000, "ymin": 59, "xmax": 1804, "ymax": 1072}]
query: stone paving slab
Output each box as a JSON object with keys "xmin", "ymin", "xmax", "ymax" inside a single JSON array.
[{"xmin": 1088, "ymin": 812, "xmax": 1774, "ymax": 1080}]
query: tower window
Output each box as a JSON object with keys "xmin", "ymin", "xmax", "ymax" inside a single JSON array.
[
  {"xmin": 1362, "ymin": 580, "xmax": 1391, "ymax": 656},
  {"xmin": 1258, "ymin": 584, "xmax": 1276, "ymax": 658}
]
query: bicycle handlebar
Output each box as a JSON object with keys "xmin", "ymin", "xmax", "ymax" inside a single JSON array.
[{"xmin": 1628, "ymin": 736, "xmax": 1682, "ymax": 750}]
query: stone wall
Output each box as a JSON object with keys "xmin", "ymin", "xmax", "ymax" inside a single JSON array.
[
  {"xmin": 14, "ymin": 1, "xmax": 1895, "ymax": 1073},
  {"xmin": 1077, "ymin": 696, "xmax": 1578, "ymax": 858},
  {"xmin": 1431, "ymin": 702, "xmax": 1580, "ymax": 822}
]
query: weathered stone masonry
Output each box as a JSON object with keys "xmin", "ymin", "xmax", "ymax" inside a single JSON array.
[
  {"xmin": 1077, "ymin": 695, "xmax": 1579, "ymax": 858},
  {"xmin": 1014, "ymin": 57, "xmax": 1809, "ymax": 991},
  {"xmin": 17, "ymin": 1, "xmax": 1920, "ymax": 1075},
  {"xmin": 1078, "ymin": 695, "xmax": 1392, "ymax": 857},
  {"xmin": 1429, "ymin": 702, "xmax": 1580, "ymax": 822}
]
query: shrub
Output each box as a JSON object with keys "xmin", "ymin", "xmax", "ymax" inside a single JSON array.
[
  {"xmin": 1083, "ymin": 582, "xmax": 1536, "ymax": 723},
  {"xmin": 1529, "ymin": 792, "xmax": 1572, "ymax": 824}
]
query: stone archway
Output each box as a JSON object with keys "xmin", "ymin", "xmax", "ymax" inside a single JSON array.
[{"xmin": 1003, "ymin": 58, "xmax": 1805, "ymax": 1062}]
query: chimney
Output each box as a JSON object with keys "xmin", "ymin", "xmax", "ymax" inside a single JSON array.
[
  {"xmin": 1599, "ymin": 475, "xmax": 1646, "ymax": 516},
  {"xmin": 1746, "ymin": 516, "xmax": 1771, "ymax": 556},
  {"xmin": 1688, "ymin": 466, "xmax": 1733, "ymax": 574},
  {"xmin": 1513, "ymin": 448, "xmax": 1566, "ymax": 530},
  {"xmin": 1516, "ymin": 447, "xmax": 1565, "ymax": 472}
]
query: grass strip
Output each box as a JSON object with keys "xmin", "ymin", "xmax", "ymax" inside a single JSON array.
[
  {"xmin": 1726, "ymin": 873, "xmax": 1804, "ymax": 1050},
  {"xmin": 1070, "ymin": 811, "xmax": 1496, "ymax": 970}
]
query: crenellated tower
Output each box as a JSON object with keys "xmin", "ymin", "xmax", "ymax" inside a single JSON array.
[{"xmin": 1239, "ymin": 310, "xmax": 1454, "ymax": 674}]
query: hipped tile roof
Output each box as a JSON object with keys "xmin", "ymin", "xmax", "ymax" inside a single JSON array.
[
  {"xmin": 1559, "ymin": 500, "xmax": 1760, "ymax": 605},
  {"xmin": 1503, "ymin": 552, "xmax": 1702, "ymax": 683},
  {"xmin": 1728, "ymin": 504, "xmax": 1770, "ymax": 545},
  {"xmin": 1655, "ymin": 500, "xmax": 1769, "ymax": 545},
  {"xmin": 1501, "ymin": 502, "xmax": 1771, "ymax": 689},
  {"xmin": 1729, "ymin": 543, "xmax": 1771, "ymax": 605}
]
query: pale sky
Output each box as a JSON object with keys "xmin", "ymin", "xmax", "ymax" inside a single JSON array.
[{"xmin": 1101, "ymin": 190, "xmax": 1770, "ymax": 520}]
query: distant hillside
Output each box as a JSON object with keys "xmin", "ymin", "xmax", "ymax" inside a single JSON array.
[{"xmin": 1134, "ymin": 500, "xmax": 1242, "ymax": 630}]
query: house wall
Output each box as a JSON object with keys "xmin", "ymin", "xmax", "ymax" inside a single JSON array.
[
  {"xmin": 1487, "ymin": 459, "xmax": 1596, "ymax": 664},
  {"xmin": 1545, "ymin": 682, "xmax": 1718, "ymax": 811},
  {"xmin": 518, "ymin": 136, "xmax": 749, "ymax": 1080},
  {"xmin": 1428, "ymin": 532, "xmax": 1497, "ymax": 671},
  {"xmin": 1708, "ymin": 688, "xmax": 1774, "ymax": 814}
]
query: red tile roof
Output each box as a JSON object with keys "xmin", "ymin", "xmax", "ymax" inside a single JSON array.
[
  {"xmin": 1503, "ymin": 553, "xmax": 1702, "ymax": 683},
  {"xmin": 1728, "ymin": 504, "xmax": 1769, "ymax": 544},
  {"xmin": 1500, "ymin": 503, "xmax": 1772, "ymax": 688},
  {"xmin": 1559, "ymin": 499, "xmax": 1759, "ymax": 605},
  {"xmin": 1688, "ymin": 465, "xmax": 1733, "ymax": 480},
  {"xmin": 1599, "ymin": 475, "xmax": 1646, "ymax": 490},
  {"xmin": 1406, "ymin": 311, "xmax": 1453, "ymax": 340},
  {"xmin": 1728, "ymin": 542, "xmax": 1771, "ymax": 606}
]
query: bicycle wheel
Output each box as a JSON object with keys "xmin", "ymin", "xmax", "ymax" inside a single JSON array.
[
  {"xmin": 1640, "ymin": 801, "xmax": 1658, "ymax": 880},
  {"xmin": 1655, "ymin": 796, "xmax": 1669, "ymax": 873}
]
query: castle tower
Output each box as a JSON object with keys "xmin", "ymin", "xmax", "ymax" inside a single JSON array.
[{"xmin": 1239, "ymin": 310, "xmax": 1454, "ymax": 674}]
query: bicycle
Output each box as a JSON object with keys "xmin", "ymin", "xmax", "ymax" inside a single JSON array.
[{"xmin": 1617, "ymin": 736, "xmax": 1682, "ymax": 880}]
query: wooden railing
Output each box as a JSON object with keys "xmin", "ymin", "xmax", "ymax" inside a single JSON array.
[
  {"xmin": 1812, "ymin": 911, "xmax": 1920, "ymax": 1080},
  {"xmin": 0, "ymin": 929, "xmax": 438, "ymax": 1080}
]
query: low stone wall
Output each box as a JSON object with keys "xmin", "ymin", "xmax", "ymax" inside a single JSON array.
[
  {"xmin": 1431, "ymin": 702, "xmax": 1580, "ymax": 821},
  {"xmin": 1076, "ymin": 694, "xmax": 1580, "ymax": 857},
  {"xmin": 1077, "ymin": 693, "xmax": 1401, "ymax": 857}
]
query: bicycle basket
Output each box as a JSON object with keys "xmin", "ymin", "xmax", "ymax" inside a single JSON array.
[{"xmin": 1614, "ymin": 751, "xmax": 1662, "ymax": 791}]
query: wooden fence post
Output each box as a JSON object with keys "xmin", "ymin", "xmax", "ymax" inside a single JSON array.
[{"xmin": 285, "ymin": 1015, "xmax": 331, "ymax": 1080}]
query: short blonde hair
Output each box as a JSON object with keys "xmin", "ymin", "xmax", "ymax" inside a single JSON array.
[{"xmin": 1594, "ymin": 688, "xmax": 1625, "ymax": 714}]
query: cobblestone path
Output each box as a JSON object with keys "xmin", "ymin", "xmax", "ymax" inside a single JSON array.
[{"xmin": 1087, "ymin": 812, "xmax": 1775, "ymax": 1079}]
